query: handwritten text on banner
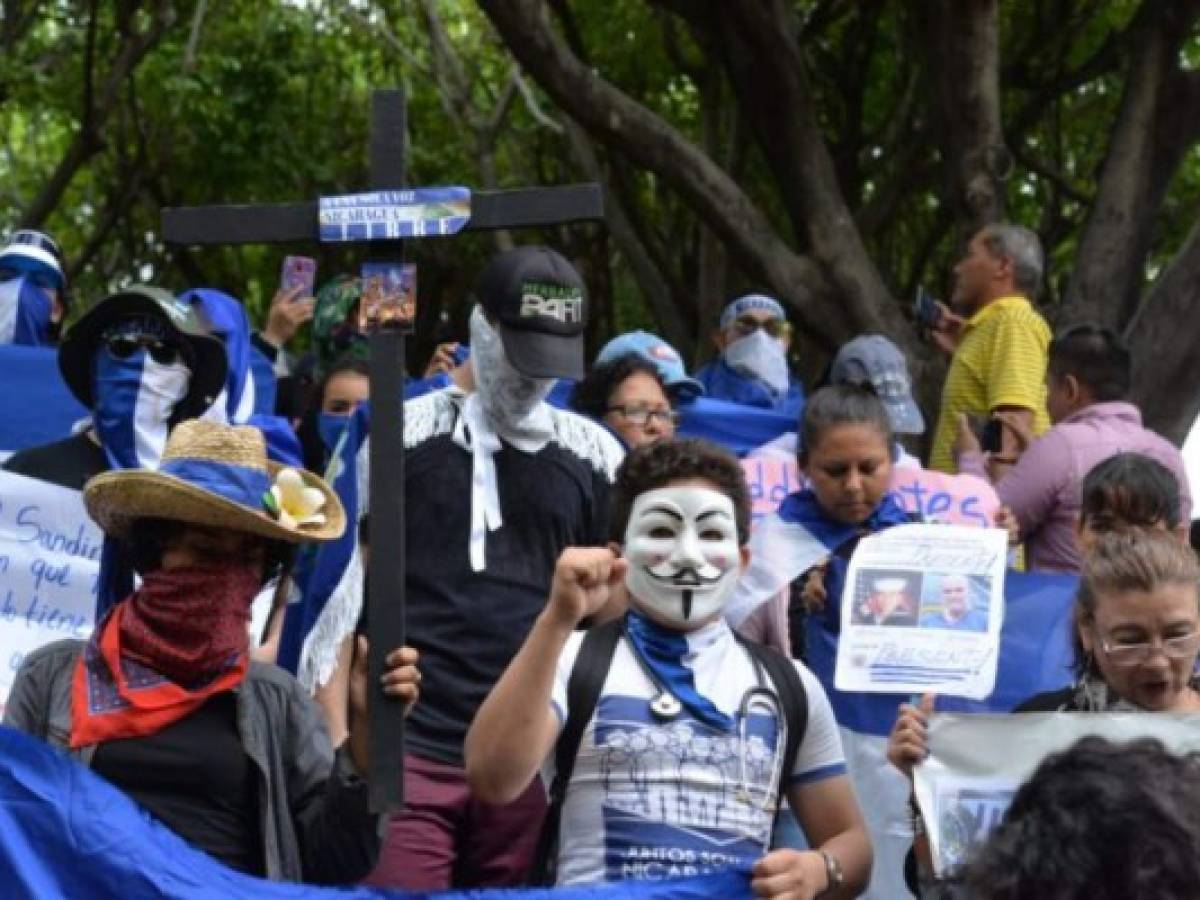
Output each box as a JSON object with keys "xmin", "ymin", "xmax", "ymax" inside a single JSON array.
[{"xmin": 0, "ymin": 471, "xmax": 100, "ymax": 711}]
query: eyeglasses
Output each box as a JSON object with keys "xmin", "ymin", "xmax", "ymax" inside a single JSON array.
[
  {"xmin": 1099, "ymin": 630, "xmax": 1200, "ymax": 666},
  {"xmin": 607, "ymin": 405, "xmax": 680, "ymax": 428},
  {"xmin": 104, "ymin": 333, "xmax": 183, "ymax": 366},
  {"xmin": 732, "ymin": 315, "xmax": 791, "ymax": 339}
]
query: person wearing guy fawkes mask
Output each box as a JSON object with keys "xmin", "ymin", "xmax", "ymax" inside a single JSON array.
[
  {"xmin": 466, "ymin": 439, "xmax": 871, "ymax": 895},
  {"xmin": 694, "ymin": 294, "xmax": 806, "ymax": 417},
  {"xmin": 350, "ymin": 246, "xmax": 626, "ymax": 890}
]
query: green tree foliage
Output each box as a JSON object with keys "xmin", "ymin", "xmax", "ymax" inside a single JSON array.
[{"xmin": 5, "ymin": 1, "xmax": 1200, "ymax": 434}]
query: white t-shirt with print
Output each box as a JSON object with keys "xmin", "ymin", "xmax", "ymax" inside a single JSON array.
[{"xmin": 546, "ymin": 618, "xmax": 846, "ymax": 886}]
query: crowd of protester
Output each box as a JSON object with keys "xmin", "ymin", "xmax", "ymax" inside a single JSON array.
[{"xmin": 1, "ymin": 222, "xmax": 1198, "ymax": 899}]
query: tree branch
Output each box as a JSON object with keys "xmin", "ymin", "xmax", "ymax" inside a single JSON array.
[
  {"xmin": 20, "ymin": 0, "xmax": 175, "ymax": 228},
  {"xmin": 564, "ymin": 121, "xmax": 691, "ymax": 354},
  {"xmin": 1125, "ymin": 216, "xmax": 1200, "ymax": 442},
  {"xmin": 911, "ymin": 0, "xmax": 1007, "ymax": 237},
  {"xmin": 712, "ymin": 0, "xmax": 909, "ymax": 341},
  {"xmin": 477, "ymin": 0, "xmax": 855, "ymax": 348}
]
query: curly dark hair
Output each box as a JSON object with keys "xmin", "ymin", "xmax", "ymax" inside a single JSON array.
[
  {"xmin": 570, "ymin": 353, "xmax": 670, "ymax": 421},
  {"xmin": 610, "ymin": 438, "xmax": 750, "ymax": 545},
  {"xmin": 950, "ymin": 736, "xmax": 1200, "ymax": 899}
]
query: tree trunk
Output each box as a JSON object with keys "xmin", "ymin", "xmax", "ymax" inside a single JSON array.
[
  {"xmin": 912, "ymin": 0, "xmax": 1008, "ymax": 240},
  {"xmin": 477, "ymin": 0, "xmax": 850, "ymax": 350},
  {"xmin": 1060, "ymin": 0, "xmax": 1200, "ymax": 328}
]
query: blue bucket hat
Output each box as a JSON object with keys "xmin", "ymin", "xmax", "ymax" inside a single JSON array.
[{"xmin": 596, "ymin": 330, "xmax": 704, "ymax": 400}]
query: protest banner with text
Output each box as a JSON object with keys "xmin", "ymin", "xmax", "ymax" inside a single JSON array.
[
  {"xmin": 915, "ymin": 712, "xmax": 1200, "ymax": 875},
  {"xmin": 0, "ymin": 471, "xmax": 100, "ymax": 711}
]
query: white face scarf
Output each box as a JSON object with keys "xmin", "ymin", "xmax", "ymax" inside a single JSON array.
[
  {"xmin": 455, "ymin": 306, "xmax": 556, "ymax": 570},
  {"xmin": 624, "ymin": 486, "xmax": 742, "ymax": 628},
  {"xmin": 724, "ymin": 328, "xmax": 790, "ymax": 396}
]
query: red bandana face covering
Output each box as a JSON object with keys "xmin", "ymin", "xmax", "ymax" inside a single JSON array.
[{"xmin": 70, "ymin": 564, "xmax": 262, "ymax": 748}]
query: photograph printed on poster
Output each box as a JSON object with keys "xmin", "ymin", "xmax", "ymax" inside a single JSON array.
[
  {"xmin": 849, "ymin": 568, "xmax": 922, "ymax": 628},
  {"xmin": 918, "ymin": 573, "xmax": 992, "ymax": 633}
]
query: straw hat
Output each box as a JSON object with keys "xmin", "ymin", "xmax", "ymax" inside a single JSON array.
[{"xmin": 84, "ymin": 420, "xmax": 345, "ymax": 544}]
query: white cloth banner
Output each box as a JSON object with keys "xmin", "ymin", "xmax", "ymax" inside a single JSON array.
[
  {"xmin": 914, "ymin": 712, "xmax": 1200, "ymax": 875},
  {"xmin": 835, "ymin": 524, "xmax": 1007, "ymax": 698},
  {"xmin": 0, "ymin": 471, "xmax": 100, "ymax": 712}
]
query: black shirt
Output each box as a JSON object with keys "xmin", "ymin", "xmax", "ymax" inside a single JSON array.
[
  {"xmin": 92, "ymin": 691, "xmax": 264, "ymax": 876},
  {"xmin": 393, "ymin": 395, "xmax": 619, "ymax": 766},
  {"xmin": 3, "ymin": 431, "xmax": 107, "ymax": 491}
]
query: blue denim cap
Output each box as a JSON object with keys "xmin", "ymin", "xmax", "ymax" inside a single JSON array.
[
  {"xmin": 830, "ymin": 334, "xmax": 925, "ymax": 434},
  {"xmin": 596, "ymin": 330, "xmax": 704, "ymax": 400}
]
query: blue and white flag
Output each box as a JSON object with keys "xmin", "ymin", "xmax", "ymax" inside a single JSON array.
[
  {"xmin": 277, "ymin": 403, "xmax": 368, "ymax": 688},
  {"xmin": 0, "ymin": 724, "xmax": 752, "ymax": 899},
  {"xmin": 0, "ymin": 275, "xmax": 54, "ymax": 347},
  {"xmin": 0, "ymin": 345, "xmax": 86, "ymax": 457},
  {"xmin": 319, "ymin": 187, "xmax": 472, "ymax": 242},
  {"xmin": 183, "ymin": 288, "xmax": 296, "ymax": 465}
]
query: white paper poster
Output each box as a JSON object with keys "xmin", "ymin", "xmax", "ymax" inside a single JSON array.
[
  {"xmin": 0, "ymin": 471, "xmax": 101, "ymax": 712},
  {"xmin": 834, "ymin": 523, "xmax": 1007, "ymax": 698},
  {"xmin": 914, "ymin": 712, "xmax": 1200, "ymax": 875}
]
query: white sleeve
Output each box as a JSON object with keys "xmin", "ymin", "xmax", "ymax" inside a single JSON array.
[
  {"xmin": 788, "ymin": 662, "xmax": 849, "ymax": 786},
  {"xmin": 550, "ymin": 631, "xmax": 586, "ymax": 724}
]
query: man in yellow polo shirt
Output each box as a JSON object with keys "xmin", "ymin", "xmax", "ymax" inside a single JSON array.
[{"xmin": 929, "ymin": 223, "xmax": 1051, "ymax": 473}]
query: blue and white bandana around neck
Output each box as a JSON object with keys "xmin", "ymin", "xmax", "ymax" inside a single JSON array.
[{"xmin": 624, "ymin": 610, "xmax": 735, "ymax": 733}]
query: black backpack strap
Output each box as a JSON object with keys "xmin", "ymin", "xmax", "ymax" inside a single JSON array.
[
  {"xmin": 733, "ymin": 634, "xmax": 809, "ymax": 800},
  {"xmin": 528, "ymin": 617, "xmax": 624, "ymax": 886}
]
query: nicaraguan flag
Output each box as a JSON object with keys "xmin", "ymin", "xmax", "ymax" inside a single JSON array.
[
  {"xmin": 0, "ymin": 345, "xmax": 86, "ymax": 456},
  {"xmin": 0, "ymin": 275, "xmax": 53, "ymax": 347},
  {"xmin": 0, "ymin": 723, "xmax": 752, "ymax": 898},
  {"xmin": 277, "ymin": 403, "xmax": 368, "ymax": 689}
]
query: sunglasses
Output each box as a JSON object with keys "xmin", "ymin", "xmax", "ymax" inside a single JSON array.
[
  {"xmin": 105, "ymin": 333, "xmax": 184, "ymax": 366},
  {"xmin": 732, "ymin": 315, "xmax": 791, "ymax": 339}
]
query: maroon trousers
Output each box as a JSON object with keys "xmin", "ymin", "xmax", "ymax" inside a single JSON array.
[{"xmin": 361, "ymin": 753, "xmax": 547, "ymax": 890}]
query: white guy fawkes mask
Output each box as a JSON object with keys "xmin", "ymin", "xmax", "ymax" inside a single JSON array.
[{"xmin": 624, "ymin": 486, "xmax": 742, "ymax": 629}]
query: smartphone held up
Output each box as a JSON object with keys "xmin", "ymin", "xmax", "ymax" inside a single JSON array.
[
  {"xmin": 913, "ymin": 286, "xmax": 943, "ymax": 331},
  {"xmin": 281, "ymin": 255, "xmax": 317, "ymax": 299}
]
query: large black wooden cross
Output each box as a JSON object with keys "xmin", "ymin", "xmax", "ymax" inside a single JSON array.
[{"xmin": 162, "ymin": 89, "xmax": 603, "ymax": 813}]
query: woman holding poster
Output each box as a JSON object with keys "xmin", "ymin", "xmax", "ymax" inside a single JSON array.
[
  {"xmin": 890, "ymin": 529, "xmax": 1200, "ymax": 891},
  {"xmin": 728, "ymin": 385, "xmax": 917, "ymax": 898}
]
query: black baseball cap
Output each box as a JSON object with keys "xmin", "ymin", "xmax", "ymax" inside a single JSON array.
[{"xmin": 475, "ymin": 246, "xmax": 587, "ymax": 380}]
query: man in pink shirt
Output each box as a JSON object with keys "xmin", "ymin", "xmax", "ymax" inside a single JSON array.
[{"xmin": 955, "ymin": 324, "xmax": 1191, "ymax": 573}]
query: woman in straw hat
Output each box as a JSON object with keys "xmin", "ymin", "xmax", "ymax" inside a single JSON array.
[{"xmin": 4, "ymin": 419, "xmax": 419, "ymax": 883}]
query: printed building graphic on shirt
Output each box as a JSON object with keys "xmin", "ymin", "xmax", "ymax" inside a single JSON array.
[{"xmin": 588, "ymin": 695, "xmax": 779, "ymax": 880}]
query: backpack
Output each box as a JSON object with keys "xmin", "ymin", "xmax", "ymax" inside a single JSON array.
[{"xmin": 529, "ymin": 617, "xmax": 809, "ymax": 886}]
